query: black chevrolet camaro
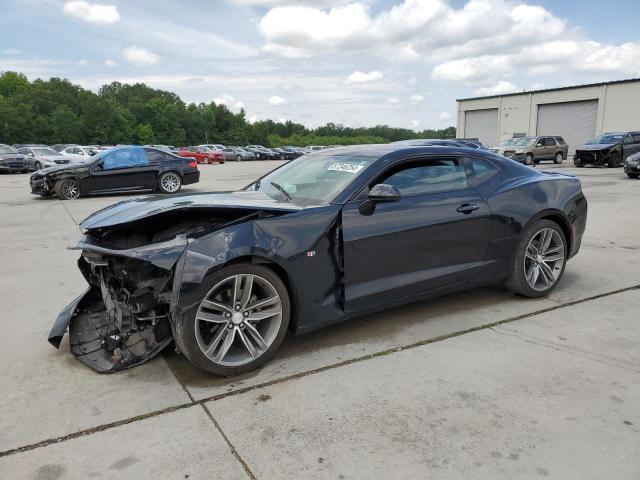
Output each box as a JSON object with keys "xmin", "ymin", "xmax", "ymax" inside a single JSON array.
[
  {"xmin": 30, "ymin": 146, "xmax": 199, "ymax": 199},
  {"xmin": 48, "ymin": 145, "xmax": 587, "ymax": 375}
]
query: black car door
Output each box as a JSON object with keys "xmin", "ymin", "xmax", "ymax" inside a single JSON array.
[
  {"xmin": 87, "ymin": 147, "xmax": 149, "ymax": 193},
  {"xmin": 622, "ymin": 134, "xmax": 640, "ymax": 159},
  {"xmin": 341, "ymin": 157, "xmax": 493, "ymax": 312}
]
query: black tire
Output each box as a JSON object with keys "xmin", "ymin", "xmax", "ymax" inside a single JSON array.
[
  {"xmin": 532, "ymin": 156, "xmax": 540, "ymax": 165},
  {"xmin": 574, "ymin": 157, "xmax": 585, "ymax": 167},
  {"xmin": 54, "ymin": 178, "xmax": 81, "ymax": 200},
  {"xmin": 506, "ymin": 219, "xmax": 567, "ymax": 298},
  {"xmin": 34, "ymin": 161, "xmax": 42, "ymax": 171},
  {"xmin": 174, "ymin": 263, "xmax": 291, "ymax": 376},
  {"xmin": 236, "ymin": 155, "xmax": 242, "ymax": 162},
  {"xmin": 158, "ymin": 171, "xmax": 182, "ymax": 194},
  {"xmin": 608, "ymin": 154, "xmax": 620, "ymax": 168},
  {"xmin": 627, "ymin": 172, "xmax": 639, "ymax": 179},
  {"xmin": 524, "ymin": 154, "xmax": 534, "ymax": 166},
  {"xmin": 553, "ymin": 152, "xmax": 564, "ymax": 164}
]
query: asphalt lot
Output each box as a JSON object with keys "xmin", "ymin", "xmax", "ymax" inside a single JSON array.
[{"xmin": 0, "ymin": 160, "xmax": 639, "ymax": 479}]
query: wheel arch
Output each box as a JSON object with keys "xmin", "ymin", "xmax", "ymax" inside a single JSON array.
[{"xmin": 525, "ymin": 209, "xmax": 572, "ymax": 255}]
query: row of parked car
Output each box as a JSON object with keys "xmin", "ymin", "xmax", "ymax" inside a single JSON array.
[
  {"xmin": 489, "ymin": 131, "xmax": 640, "ymax": 176},
  {"xmin": 0, "ymin": 142, "xmax": 342, "ymax": 174}
]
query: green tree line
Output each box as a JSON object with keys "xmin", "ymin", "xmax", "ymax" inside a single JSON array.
[{"xmin": 0, "ymin": 71, "xmax": 455, "ymax": 147}]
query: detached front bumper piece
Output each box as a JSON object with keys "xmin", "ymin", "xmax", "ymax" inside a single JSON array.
[{"xmin": 48, "ymin": 236, "xmax": 188, "ymax": 373}]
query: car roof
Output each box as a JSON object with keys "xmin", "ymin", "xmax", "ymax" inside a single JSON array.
[{"xmin": 303, "ymin": 143, "xmax": 488, "ymax": 159}]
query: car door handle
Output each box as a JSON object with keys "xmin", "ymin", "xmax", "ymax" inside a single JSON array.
[{"xmin": 457, "ymin": 203, "xmax": 479, "ymax": 214}]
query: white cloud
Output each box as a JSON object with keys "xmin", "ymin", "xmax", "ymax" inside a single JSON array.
[
  {"xmin": 388, "ymin": 97, "xmax": 400, "ymax": 104},
  {"xmin": 122, "ymin": 46, "xmax": 160, "ymax": 66},
  {"xmin": 268, "ymin": 95, "xmax": 287, "ymax": 106},
  {"xmin": 104, "ymin": 59, "xmax": 117, "ymax": 67},
  {"xmin": 76, "ymin": 59, "xmax": 88, "ymax": 66},
  {"xmin": 410, "ymin": 119, "xmax": 420, "ymax": 129},
  {"xmin": 438, "ymin": 111, "xmax": 452, "ymax": 120},
  {"xmin": 474, "ymin": 80, "xmax": 519, "ymax": 96},
  {"xmin": 3, "ymin": 49, "xmax": 20, "ymax": 55},
  {"xmin": 345, "ymin": 70, "xmax": 383, "ymax": 84},
  {"xmin": 409, "ymin": 94, "xmax": 425, "ymax": 104},
  {"xmin": 213, "ymin": 94, "xmax": 245, "ymax": 111},
  {"xmin": 62, "ymin": 1, "xmax": 119, "ymax": 24}
]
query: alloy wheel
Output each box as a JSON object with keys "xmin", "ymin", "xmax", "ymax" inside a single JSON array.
[
  {"xmin": 524, "ymin": 228, "xmax": 565, "ymax": 291},
  {"xmin": 160, "ymin": 172, "xmax": 181, "ymax": 193},
  {"xmin": 195, "ymin": 274, "xmax": 283, "ymax": 367},
  {"xmin": 62, "ymin": 179, "xmax": 80, "ymax": 199}
]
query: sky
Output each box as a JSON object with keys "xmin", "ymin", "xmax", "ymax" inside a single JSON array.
[{"xmin": 1, "ymin": 0, "xmax": 639, "ymax": 130}]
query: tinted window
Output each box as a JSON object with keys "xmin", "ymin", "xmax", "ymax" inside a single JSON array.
[
  {"xmin": 469, "ymin": 158, "xmax": 498, "ymax": 184},
  {"xmin": 102, "ymin": 147, "xmax": 148, "ymax": 170},
  {"xmin": 380, "ymin": 159, "xmax": 468, "ymax": 196},
  {"xmin": 633, "ymin": 134, "xmax": 640, "ymax": 143},
  {"xmin": 145, "ymin": 150, "xmax": 173, "ymax": 163},
  {"xmin": 623, "ymin": 135, "xmax": 633, "ymax": 144},
  {"xmin": 544, "ymin": 138, "xmax": 556, "ymax": 146}
]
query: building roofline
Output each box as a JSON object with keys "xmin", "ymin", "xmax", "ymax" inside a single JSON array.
[{"xmin": 456, "ymin": 77, "xmax": 640, "ymax": 102}]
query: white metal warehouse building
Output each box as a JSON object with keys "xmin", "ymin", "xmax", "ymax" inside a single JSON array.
[{"xmin": 456, "ymin": 78, "xmax": 640, "ymax": 154}]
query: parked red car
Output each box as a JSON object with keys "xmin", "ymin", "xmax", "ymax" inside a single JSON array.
[{"xmin": 177, "ymin": 146, "xmax": 224, "ymax": 164}]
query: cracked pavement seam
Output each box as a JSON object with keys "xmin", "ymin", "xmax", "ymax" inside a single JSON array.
[{"xmin": 1, "ymin": 283, "xmax": 638, "ymax": 460}]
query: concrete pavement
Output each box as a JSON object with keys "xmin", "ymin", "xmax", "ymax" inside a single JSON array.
[{"xmin": 0, "ymin": 160, "xmax": 638, "ymax": 479}]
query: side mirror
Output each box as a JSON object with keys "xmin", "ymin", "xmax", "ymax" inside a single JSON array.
[
  {"xmin": 359, "ymin": 184, "xmax": 401, "ymax": 215},
  {"xmin": 368, "ymin": 183, "xmax": 401, "ymax": 203}
]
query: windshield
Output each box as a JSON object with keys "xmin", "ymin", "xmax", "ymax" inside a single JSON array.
[
  {"xmin": 33, "ymin": 147, "xmax": 60, "ymax": 156},
  {"xmin": 586, "ymin": 134, "xmax": 623, "ymax": 145},
  {"xmin": 515, "ymin": 137, "xmax": 536, "ymax": 147},
  {"xmin": 498, "ymin": 139, "xmax": 517, "ymax": 147},
  {"xmin": 0, "ymin": 145, "xmax": 17, "ymax": 154},
  {"xmin": 247, "ymin": 154, "xmax": 376, "ymax": 206}
]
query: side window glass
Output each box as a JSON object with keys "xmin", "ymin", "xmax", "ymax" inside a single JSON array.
[
  {"xmin": 545, "ymin": 138, "xmax": 556, "ymax": 146},
  {"xmin": 469, "ymin": 158, "xmax": 498, "ymax": 184},
  {"xmin": 633, "ymin": 134, "xmax": 640, "ymax": 143},
  {"xmin": 379, "ymin": 159, "xmax": 468, "ymax": 196},
  {"xmin": 623, "ymin": 135, "xmax": 633, "ymax": 144},
  {"xmin": 145, "ymin": 150, "xmax": 171, "ymax": 163},
  {"xmin": 102, "ymin": 147, "xmax": 147, "ymax": 170}
]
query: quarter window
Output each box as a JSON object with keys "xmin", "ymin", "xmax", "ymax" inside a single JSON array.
[
  {"xmin": 378, "ymin": 159, "xmax": 468, "ymax": 196},
  {"xmin": 623, "ymin": 135, "xmax": 634, "ymax": 144}
]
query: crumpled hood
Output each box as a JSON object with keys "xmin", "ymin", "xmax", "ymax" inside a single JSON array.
[
  {"xmin": 80, "ymin": 191, "xmax": 302, "ymax": 231},
  {"xmin": 575, "ymin": 143, "xmax": 617, "ymax": 151},
  {"xmin": 32, "ymin": 163, "xmax": 87, "ymax": 177}
]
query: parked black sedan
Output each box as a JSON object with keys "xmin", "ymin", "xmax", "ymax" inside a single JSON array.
[
  {"xmin": 30, "ymin": 146, "xmax": 199, "ymax": 199},
  {"xmin": 49, "ymin": 145, "xmax": 586, "ymax": 375},
  {"xmin": 574, "ymin": 132, "xmax": 640, "ymax": 168}
]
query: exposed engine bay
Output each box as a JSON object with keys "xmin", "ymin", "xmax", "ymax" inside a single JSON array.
[{"xmin": 50, "ymin": 208, "xmax": 282, "ymax": 373}]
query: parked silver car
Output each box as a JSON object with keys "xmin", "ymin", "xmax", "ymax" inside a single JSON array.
[
  {"xmin": 17, "ymin": 146, "xmax": 74, "ymax": 170},
  {"xmin": 222, "ymin": 146, "xmax": 256, "ymax": 162}
]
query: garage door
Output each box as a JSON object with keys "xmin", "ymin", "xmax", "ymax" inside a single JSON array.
[
  {"xmin": 536, "ymin": 100, "xmax": 598, "ymax": 155},
  {"xmin": 464, "ymin": 109, "xmax": 498, "ymax": 147}
]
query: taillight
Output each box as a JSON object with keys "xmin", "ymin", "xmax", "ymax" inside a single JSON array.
[{"xmin": 189, "ymin": 160, "xmax": 197, "ymax": 168}]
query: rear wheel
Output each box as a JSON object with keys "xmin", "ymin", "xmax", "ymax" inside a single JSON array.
[
  {"xmin": 54, "ymin": 178, "xmax": 81, "ymax": 200},
  {"xmin": 175, "ymin": 264, "xmax": 290, "ymax": 376},
  {"xmin": 554, "ymin": 152, "xmax": 564, "ymax": 164},
  {"xmin": 158, "ymin": 171, "xmax": 182, "ymax": 194},
  {"xmin": 506, "ymin": 219, "xmax": 567, "ymax": 297}
]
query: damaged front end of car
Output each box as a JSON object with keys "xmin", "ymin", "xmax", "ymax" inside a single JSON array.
[{"xmin": 48, "ymin": 199, "xmax": 291, "ymax": 373}]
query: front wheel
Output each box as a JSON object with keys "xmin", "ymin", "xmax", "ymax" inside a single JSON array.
[
  {"xmin": 54, "ymin": 178, "xmax": 81, "ymax": 200},
  {"xmin": 608, "ymin": 154, "xmax": 620, "ymax": 168},
  {"xmin": 506, "ymin": 219, "xmax": 567, "ymax": 298},
  {"xmin": 34, "ymin": 161, "xmax": 42, "ymax": 171},
  {"xmin": 175, "ymin": 264, "xmax": 290, "ymax": 376},
  {"xmin": 554, "ymin": 152, "xmax": 564, "ymax": 164},
  {"xmin": 627, "ymin": 172, "xmax": 639, "ymax": 179},
  {"xmin": 158, "ymin": 171, "xmax": 182, "ymax": 194}
]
